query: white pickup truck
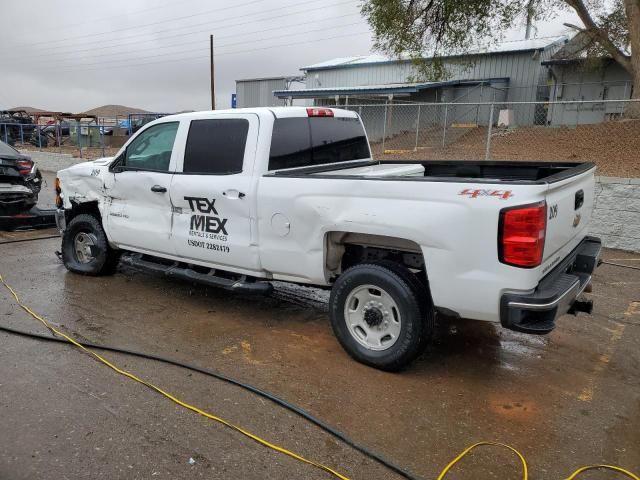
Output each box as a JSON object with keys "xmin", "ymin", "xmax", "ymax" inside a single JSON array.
[{"xmin": 54, "ymin": 107, "xmax": 601, "ymax": 371}]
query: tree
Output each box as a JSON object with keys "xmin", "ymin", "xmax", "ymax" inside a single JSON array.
[{"xmin": 361, "ymin": 0, "xmax": 639, "ymax": 99}]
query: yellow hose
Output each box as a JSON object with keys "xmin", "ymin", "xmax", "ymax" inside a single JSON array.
[
  {"xmin": 1, "ymin": 273, "xmax": 638, "ymax": 480},
  {"xmin": 0, "ymin": 274, "xmax": 351, "ymax": 480}
]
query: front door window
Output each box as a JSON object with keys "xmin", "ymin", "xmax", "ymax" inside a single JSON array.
[{"xmin": 124, "ymin": 122, "xmax": 179, "ymax": 172}]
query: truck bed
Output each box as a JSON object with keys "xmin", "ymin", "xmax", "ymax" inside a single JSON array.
[{"xmin": 269, "ymin": 160, "xmax": 595, "ymax": 184}]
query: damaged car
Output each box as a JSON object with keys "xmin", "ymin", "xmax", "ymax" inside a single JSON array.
[{"xmin": 0, "ymin": 140, "xmax": 42, "ymax": 215}]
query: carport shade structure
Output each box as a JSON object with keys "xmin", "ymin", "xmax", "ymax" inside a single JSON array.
[{"xmin": 272, "ymin": 78, "xmax": 510, "ymax": 101}]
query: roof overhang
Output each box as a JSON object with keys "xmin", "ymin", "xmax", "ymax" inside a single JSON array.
[
  {"xmin": 302, "ymin": 37, "xmax": 567, "ymax": 72},
  {"xmin": 541, "ymin": 56, "xmax": 627, "ymax": 66},
  {"xmin": 273, "ymin": 78, "xmax": 509, "ymax": 99},
  {"xmin": 236, "ymin": 75, "xmax": 303, "ymax": 83}
]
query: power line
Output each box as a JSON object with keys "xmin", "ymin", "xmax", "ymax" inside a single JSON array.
[
  {"xmin": 21, "ymin": 0, "xmax": 189, "ymax": 34},
  {"xmin": 5, "ymin": 9, "xmax": 360, "ymax": 65},
  {"xmin": 34, "ymin": 30, "xmax": 372, "ymax": 74},
  {"xmin": 11, "ymin": 20, "xmax": 365, "ymax": 72},
  {"xmin": 1, "ymin": 0, "xmax": 357, "ymax": 62},
  {"xmin": 9, "ymin": 0, "xmax": 358, "ymax": 50}
]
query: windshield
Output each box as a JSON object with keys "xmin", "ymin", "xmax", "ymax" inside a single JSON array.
[{"xmin": 0, "ymin": 140, "xmax": 19, "ymax": 157}]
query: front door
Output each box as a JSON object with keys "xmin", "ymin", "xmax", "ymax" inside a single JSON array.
[
  {"xmin": 170, "ymin": 114, "xmax": 261, "ymax": 273},
  {"xmin": 106, "ymin": 121, "xmax": 180, "ymax": 255}
]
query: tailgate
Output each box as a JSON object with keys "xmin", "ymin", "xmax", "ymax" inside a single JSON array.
[{"xmin": 543, "ymin": 167, "xmax": 595, "ymax": 261}]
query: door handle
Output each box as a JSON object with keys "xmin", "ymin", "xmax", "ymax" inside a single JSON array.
[
  {"xmin": 222, "ymin": 189, "xmax": 245, "ymax": 199},
  {"xmin": 151, "ymin": 185, "xmax": 167, "ymax": 193}
]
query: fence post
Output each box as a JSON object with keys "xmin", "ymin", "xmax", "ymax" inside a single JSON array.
[
  {"xmin": 100, "ymin": 124, "xmax": 105, "ymax": 157},
  {"xmin": 37, "ymin": 125, "xmax": 41, "ymax": 149},
  {"xmin": 382, "ymin": 103, "xmax": 388, "ymax": 153},
  {"xmin": 78, "ymin": 121, "xmax": 83, "ymax": 159},
  {"xmin": 20, "ymin": 124, "xmax": 24, "ymax": 144},
  {"xmin": 414, "ymin": 105, "xmax": 421, "ymax": 152},
  {"xmin": 485, "ymin": 103, "xmax": 495, "ymax": 161},
  {"xmin": 442, "ymin": 104, "xmax": 448, "ymax": 147}
]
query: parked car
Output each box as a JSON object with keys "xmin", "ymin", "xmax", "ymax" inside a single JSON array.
[
  {"xmin": 54, "ymin": 107, "xmax": 601, "ymax": 371},
  {"xmin": 0, "ymin": 140, "xmax": 42, "ymax": 215},
  {"xmin": 0, "ymin": 110, "xmax": 36, "ymax": 145}
]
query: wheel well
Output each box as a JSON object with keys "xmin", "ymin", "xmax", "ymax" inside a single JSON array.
[
  {"xmin": 67, "ymin": 201, "xmax": 101, "ymax": 223},
  {"xmin": 325, "ymin": 232, "xmax": 426, "ymax": 282}
]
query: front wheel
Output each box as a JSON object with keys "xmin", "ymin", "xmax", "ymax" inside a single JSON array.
[
  {"xmin": 329, "ymin": 263, "xmax": 433, "ymax": 371},
  {"xmin": 62, "ymin": 213, "xmax": 120, "ymax": 276}
]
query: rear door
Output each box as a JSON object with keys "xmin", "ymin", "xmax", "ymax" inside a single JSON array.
[
  {"xmin": 543, "ymin": 169, "xmax": 595, "ymax": 260},
  {"xmin": 106, "ymin": 121, "xmax": 180, "ymax": 254},
  {"xmin": 170, "ymin": 114, "xmax": 261, "ymax": 272}
]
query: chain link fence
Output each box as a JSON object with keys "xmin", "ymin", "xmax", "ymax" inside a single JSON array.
[
  {"xmin": 0, "ymin": 112, "xmax": 171, "ymax": 160},
  {"xmin": 3, "ymin": 101, "xmax": 638, "ymax": 175},
  {"xmin": 336, "ymin": 100, "xmax": 640, "ymax": 177}
]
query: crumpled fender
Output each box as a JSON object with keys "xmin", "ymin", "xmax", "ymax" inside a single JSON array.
[{"xmin": 57, "ymin": 157, "xmax": 114, "ymax": 211}]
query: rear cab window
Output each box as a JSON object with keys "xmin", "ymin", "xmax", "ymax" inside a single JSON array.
[{"xmin": 268, "ymin": 115, "xmax": 370, "ymax": 171}]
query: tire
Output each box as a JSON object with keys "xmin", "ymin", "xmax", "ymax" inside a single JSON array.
[
  {"xmin": 62, "ymin": 214, "xmax": 120, "ymax": 276},
  {"xmin": 329, "ymin": 262, "xmax": 434, "ymax": 371},
  {"xmin": 373, "ymin": 260, "xmax": 435, "ymax": 345}
]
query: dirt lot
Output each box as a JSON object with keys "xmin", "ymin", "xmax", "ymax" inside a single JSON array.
[
  {"xmin": 19, "ymin": 144, "xmax": 120, "ymax": 161},
  {"xmin": 374, "ymin": 120, "xmax": 640, "ymax": 178},
  {"xmin": 0, "ymin": 232, "xmax": 638, "ymax": 480}
]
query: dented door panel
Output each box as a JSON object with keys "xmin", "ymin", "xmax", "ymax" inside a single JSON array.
[{"xmin": 106, "ymin": 170, "xmax": 176, "ymax": 255}]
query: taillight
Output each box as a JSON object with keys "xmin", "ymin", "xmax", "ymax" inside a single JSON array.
[
  {"xmin": 306, "ymin": 107, "xmax": 334, "ymax": 117},
  {"xmin": 499, "ymin": 201, "xmax": 546, "ymax": 268},
  {"xmin": 55, "ymin": 177, "xmax": 63, "ymax": 208},
  {"xmin": 16, "ymin": 159, "xmax": 33, "ymax": 175}
]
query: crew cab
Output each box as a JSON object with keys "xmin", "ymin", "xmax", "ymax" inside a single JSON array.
[{"xmin": 54, "ymin": 107, "xmax": 601, "ymax": 371}]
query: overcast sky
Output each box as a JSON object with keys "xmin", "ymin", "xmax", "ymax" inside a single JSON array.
[{"xmin": 0, "ymin": 0, "xmax": 581, "ymax": 113}]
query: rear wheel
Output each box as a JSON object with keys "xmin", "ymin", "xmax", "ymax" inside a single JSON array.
[
  {"xmin": 62, "ymin": 214, "xmax": 120, "ymax": 276},
  {"xmin": 329, "ymin": 262, "xmax": 434, "ymax": 371}
]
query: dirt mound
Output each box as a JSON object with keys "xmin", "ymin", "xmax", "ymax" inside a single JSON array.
[
  {"xmin": 82, "ymin": 104, "xmax": 150, "ymax": 117},
  {"xmin": 8, "ymin": 106, "xmax": 49, "ymax": 113}
]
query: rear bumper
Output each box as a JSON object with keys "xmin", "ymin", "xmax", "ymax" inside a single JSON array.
[{"xmin": 500, "ymin": 236, "xmax": 602, "ymax": 334}]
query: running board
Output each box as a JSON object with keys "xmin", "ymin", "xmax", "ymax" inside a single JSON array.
[{"xmin": 120, "ymin": 255, "xmax": 273, "ymax": 295}]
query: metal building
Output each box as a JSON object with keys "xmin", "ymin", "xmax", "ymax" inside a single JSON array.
[
  {"xmin": 541, "ymin": 32, "xmax": 633, "ymax": 125},
  {"xmin": 235, "ymin": 76, "xmax": 304, "ymax": 108},
  {"xmin": 271, "ymin": 37, "xmax": 566, "ymax": 125}
]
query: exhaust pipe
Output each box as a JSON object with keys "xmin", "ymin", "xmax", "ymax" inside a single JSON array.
[{"xmin": 569, "ymin": 298, "xmax": 593, "ymax": 315}]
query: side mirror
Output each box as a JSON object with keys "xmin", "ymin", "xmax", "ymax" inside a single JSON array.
[{"xmin": 109, "ymin": 153, "xmax": 125, "ymax": 173}]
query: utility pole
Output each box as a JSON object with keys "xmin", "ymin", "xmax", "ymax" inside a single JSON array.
[{"xmin": 210, "ymin": 34, "xmax": 215, "ymax": 110}]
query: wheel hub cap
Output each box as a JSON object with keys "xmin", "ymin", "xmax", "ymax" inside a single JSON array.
[
  {"xmin": 344, "ymin": 285, "xmax": 402, "ymax": 351},
  {"xmin": 74, "ymin": 232, "xmax": 98, "ymax": 264}
]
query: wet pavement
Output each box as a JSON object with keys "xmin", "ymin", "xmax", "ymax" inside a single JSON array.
[{"xmin": 0, "ymin": 235, "xmax": 638, "ymax": 480}]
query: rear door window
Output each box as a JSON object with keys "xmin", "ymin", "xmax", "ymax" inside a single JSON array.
[
  {"xmin": 268, "ymin": 116, "xmax": 369, "ymax": 171},
  {"xmin": 183, "ymin": 119, "xmax": 249, "ymax": 175}
]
